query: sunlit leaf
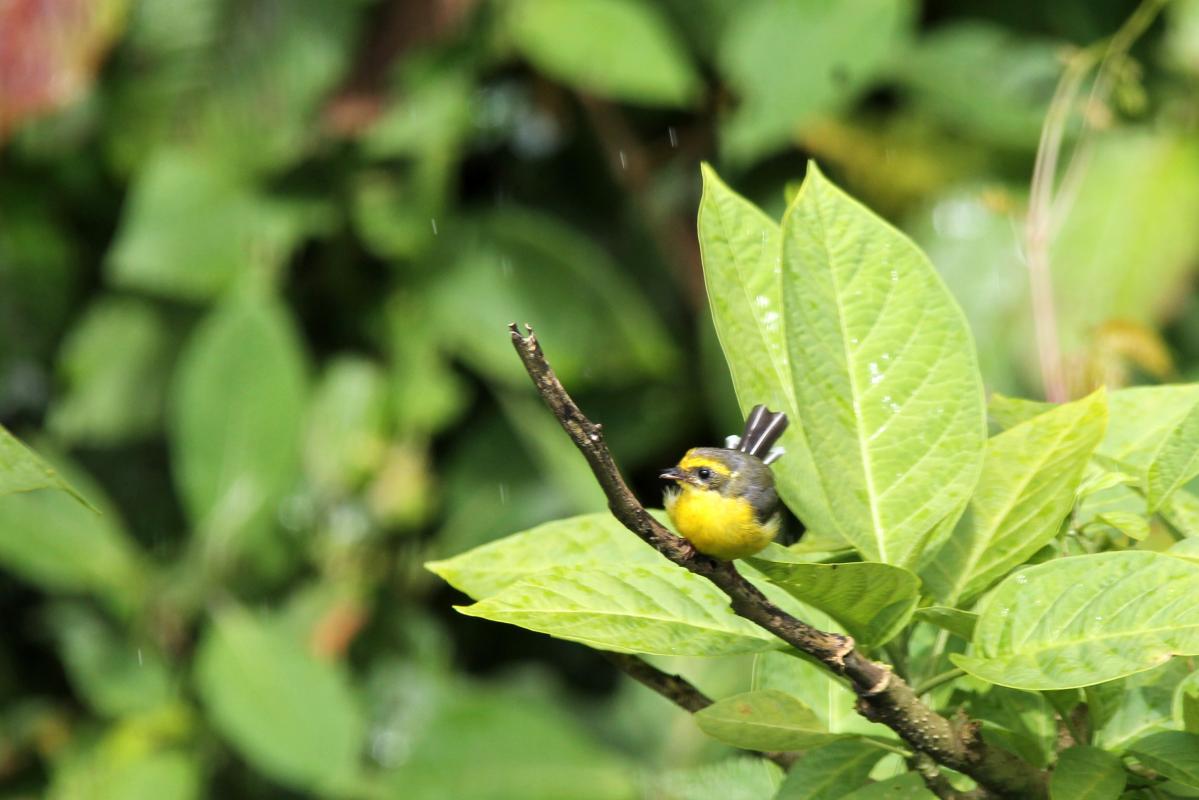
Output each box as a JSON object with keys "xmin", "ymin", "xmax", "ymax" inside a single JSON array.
[
  {"xmin": 695, "ymin": 689, "xmax": 844, "ymax": 751},
  {"xmin": 456, "ymin": 564, "xmax": 779, "ymax": 656},
  {"xmin": 954, "ymin": 552, "xmax": 1199, "ymax": 690},
  {"xmin": 1049, "ymin": 746, "xmax": 1125, "ymax": 800},
  {"xmin": 698, "ymin": 164, "xmax": 836, "ymax": 540},
  {"xmin": 1085, "ymin": 511, "xmax": 1150, "ymax": 541},
  {"xmin": 1147, "ymin": 397, "xmax": 1199, "ymax": 511},
  {"xmin": 427, "ymin": 511, "xmax": 664, "ymax": 600},
  {"xmin": 506, "ymin": 0, "xmax": 700, "ymax": 107},
  {"xmin": 195, "ymin": 608, "xmax": 363, "ymax": 792},
  {"xmin": 781, "ymin": 163, "xmax": 986, "ymax": 567},
  {"xmin": 749, "ymin": 548, "xmax": 920, "ymax": 646},
  {"xmin": 988, "ymin": 393, "xmax": 1054, "ymax": 431},
  {"xmin": 922, "ymin": 390, "xmax": 1107, "ymax": 603}
]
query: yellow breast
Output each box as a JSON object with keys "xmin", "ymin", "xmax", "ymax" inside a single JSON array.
[{"xmin": 664, "ymin": 485, "xmax": 778, "ymax": 560}]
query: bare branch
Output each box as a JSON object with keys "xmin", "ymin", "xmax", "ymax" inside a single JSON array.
[{"xmin": 509, "ymin": 323, "xmax": 1047, "ymax": 799}]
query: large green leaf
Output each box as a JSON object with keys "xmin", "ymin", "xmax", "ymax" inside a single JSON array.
[
  {"xmin": 426, "ymin": 512, "xmax": 664, "ymax": 600},
  {"xmin": 694, "ymin": 689, "xmax": 844, "ymax": 751},
  {"xmin": 922, "ymin": 390, "xmax": 1107, "ymax": 603},
  {"xmin": 748, "ymin": 547, "xmax": 919, "ymax": 646},
  {"xmin": 195, "ymin": 608, "xmax": 363, "ymax": 793},
  {"xmin": 506, "ymin": 0, "xmax": 700, "ymax": 107},
  {"xmin": 456, "ymin": 564, "xmax": 779, "ymax": 656},
  {"xmin": 774, "ymin": 740, "xmax": 885, "ymax": 800},
  {"xmin": 1091, "ymin": 660, "xmax": 1190, "ymax": 751},
  {"xmin": 170, "ymin": 294, "xmax": 307, "ymax": 570},
  {"xmin": 1146, "ymin": 397, "xmax": 1199, "ymax": 511},
  {"xmin": 780, "ymin": 163, "xmax": 986, "ymax": 567},
  {"xmin": 954, "ymin": 551, "xmax": 1199, "ymax": 690},
  {"xmin": 1128, "ymin": 731, "xmax": 1199, "ymax": 788},
  {"xmin": 1050, "ymin": 746, "xmax": 1125, "ymax": 800},
  {"xmin": 697, "ymin": 165, "xmax": 836, "ymax": 540},
  {"xmin": 718, "ymin": 0, "xmax": 913, "ymax": 162}
]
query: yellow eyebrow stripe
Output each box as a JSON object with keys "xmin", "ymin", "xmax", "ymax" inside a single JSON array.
[{"xmin": 678, "ymin": 454, "xmax": 732, "ymax": 475}]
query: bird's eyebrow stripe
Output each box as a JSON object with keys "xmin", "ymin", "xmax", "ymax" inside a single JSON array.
[{"xmin": 678, "ymin": 455, "xmax": 732, "ymax": 475}]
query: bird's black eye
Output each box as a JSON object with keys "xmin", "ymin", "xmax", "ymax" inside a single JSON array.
[{"xmin": 696, "ymin": 467, "xmax": 712, "ymax": 481}]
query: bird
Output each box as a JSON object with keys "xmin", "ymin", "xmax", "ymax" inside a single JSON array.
[{"xmin": 659, "ymin": 404, "xmax": 789, "ymax": 560}]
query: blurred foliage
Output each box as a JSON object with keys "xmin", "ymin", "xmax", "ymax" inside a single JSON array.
[{"xmin": 0, "ymin": 0, "xmax": 1197, "ymax": 797}]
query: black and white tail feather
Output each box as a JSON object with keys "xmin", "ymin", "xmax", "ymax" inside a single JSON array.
[{"xmin": 724, "ymin": 404, "xmax": 789, "ymax": 464}]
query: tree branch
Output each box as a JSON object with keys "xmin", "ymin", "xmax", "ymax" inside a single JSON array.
[
  {"xmin": 509, "ymin": 323, "xmax": 1047, "ymax": 799},
  {"xmin": 601, "ymin": 652, "xmax": 795, "ymax": 770}
]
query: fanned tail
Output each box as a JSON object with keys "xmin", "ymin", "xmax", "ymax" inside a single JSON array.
[{"xmin": 739, "ymin": 404, "xmax": 789, "ymax": 459}]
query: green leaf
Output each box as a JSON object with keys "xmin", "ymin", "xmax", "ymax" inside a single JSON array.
[
  {"xmin": 718, "ymin": 0, "xmax": 914, "ymax": 162},
  {"xmin": 195, "ymin": 608, "xmax": 363, "ymax": 793},
  {"xmin": 1091, "ymin": 660, "xmax": 1190, "ymax": 751},
  {"xmin": 170, "ymin": 294, "xmax": 307, "ymax": 572},
  {"xmin": 0, "ymin": 456, "xmax": 139, "ymax": 602},
  {"xmin": 988, "ymin": 393, "xmax": 1055, "ymax": 431},
  {"xmin": 913, "ymin": 607, "xmax": 977, "ymax": 641},
  {"xmin": 1050, "ymin": 746, "xmax": 1125, "ymax": 800},
  {"xmin": 107, "ymin": 149, "xmax": 306, "ymax": 301},
  {"xmin": 645, "ymin": 757, "xmax": 783, "ymax": 800},
  {"xmin": 1175, "ymin": 669, "xmax": 1199, "ymax": 733},
  {"xmin": 426, "ymin": 511, "xmax": 664, "ymax": 600},
  {"xmin": 0, "ymin": 426, "xmax": 89, "ymax": 506},
  {"xmin": 922, "ymin": 390, "xmax": 1107, "ymax": 603},
  {"xmin": 457, "ymin": 563, "xmax": 779, "ymax": 656},
  {"xmin": 1086, "ymin": 511, "xmax": 1150, "ymax": 542},
  {"xmin": 775, "ymin": 740, "xmax": 885, "ymax": 800},
  {"xmin": 954, "ymin": 551, "xmax": 1199, "ymax": 690},
  {"xmin": 899, "ymin": 22, "xmax": 1061, "ymax": 149},
  {"xmin": 780, "ymin": 162, "xmax": 986, "ymax": 568},
  {"xmin": 752, "ymin": 650, "xmax": 896, "ymax": 739},
  {"xmin": 385, "ymin": 679, "xmax": 635, "ymax": 800},
  {"xmin": 695, "ymin": 689, "xmax": 844, "ymax": 751},
  {"xmin": 1161, "ymin": 489, "xmax": 1199, "ymax": 539},
  {"xmin": 48, "ymin": 296, "xmax": 171, "ymax": 445},
  {"xmin": 303, "ymin": 356, "xmax": 388, "ymax": 494},
  {"xmin": 1147, "ymin": 395, "xmax": 1199, "ymax": 511},
  {"xmin": 972, "ymin": 686, "xmax": 1056, "ymax": 768},
  {"xmin": 748, "ymin": 548, "xmax": 920, "ymax": 646},
  {"xmin": 842, "ymin": 772, "xmax": 936, "ymax": 799},
  {"xmin": 1128, "ymin": 731, "xmax": 1199, "ymax": 788},
  {"xmin": 697, "ymin": 164, "xmax": 836, "ymax": 541},
  {"xmin": 51, "ymin": 749, "xmax": 201, "ymax": 800},
  {"xmin": 48, "ymin": 605, "xmax": 172, "ymax": 718},
  {"xmin": 506, "ymin": 0, "xmax": 700, "ymax": 107}
]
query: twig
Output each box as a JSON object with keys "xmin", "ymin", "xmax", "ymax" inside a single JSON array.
[
  {"xmin": 509, "ymin": 324, "xmax": 1048, "ymax": 799},
  {"xmin": 601, "ymin": 652, "xmax": 795, "ymax": 769}
]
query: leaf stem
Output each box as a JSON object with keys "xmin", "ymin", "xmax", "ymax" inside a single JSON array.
[{"xmin": 914, "ymin": 668, "xmax": 966, "ymax": 697}]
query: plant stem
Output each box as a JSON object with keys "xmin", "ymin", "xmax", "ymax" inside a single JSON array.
[{"xmin": 915, "ymin": 668, "xmax": 967, "ymax": 697}]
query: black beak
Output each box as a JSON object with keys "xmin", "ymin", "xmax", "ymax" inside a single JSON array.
[{"xmin": 659, "ymin": 467, "xmax": 684, "ymax": 481}]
